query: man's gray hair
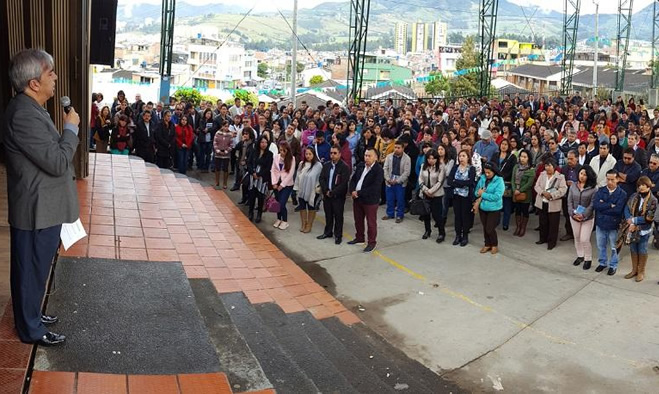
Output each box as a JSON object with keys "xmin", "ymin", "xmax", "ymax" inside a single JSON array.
[
  {"xmin": 651, "ymin": 153, "xmax": 659, "ymax": 161},
  {"xmin": 8, "ymin": 49, "xmax": 54, "ymax": 93}
]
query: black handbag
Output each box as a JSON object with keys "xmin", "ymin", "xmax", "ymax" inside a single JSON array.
[{"xmin": 410, "ymin": 169, "xmax": 433, "ymax": 216}]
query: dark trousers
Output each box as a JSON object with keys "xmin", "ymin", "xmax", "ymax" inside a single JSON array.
[
  {"xmin": 561, "ymin": 196, "xmax": 573, "ymax": 236},
  {"xmin": 423, "ymin": 196, "xmax": 444, "ymax": 234},
  {"xmin": 479, "ymin": 209, "xmax": 500, "ymax": 247},
  {"xmin": 323, "ymin": 196, "xmax": 346, "ymax": 237},
  {"xmin": 177, "ymin": 148, "xmax": 189, "ymax": 175},
  {"xmin": 501, "ymin": 196, "xmax": 513, "ymax": 227},
  {"xmin": 10, "ymin": 225, "xmax": 61, "ymax": 342},
  {"xmin": 353, "ymin": 200, "xmax": 378, "ymax": 246},
  {"xmin": 539, "ymin": 202, "xmax": 561, "ymax": 247},
  {"xmin": 453, "ymin": 195, "xmax": 473, "ymax": 237},
  {"xmin": 513, "ymin": 202, "xmax": 530, "ymax": 217},
  {"xmin": 248, "ymin": 189, "xmax": 265, "ymax": 213}
]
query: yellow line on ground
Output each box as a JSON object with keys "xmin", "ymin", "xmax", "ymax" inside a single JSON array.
[{"xmin": 311, "ymin": 214, "xmax": 645, "ymax": 368}]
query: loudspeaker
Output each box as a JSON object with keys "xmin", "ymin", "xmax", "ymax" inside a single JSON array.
[{"xmin": 89, "ymin": 0, "xmax": 118, "ymax": 66}]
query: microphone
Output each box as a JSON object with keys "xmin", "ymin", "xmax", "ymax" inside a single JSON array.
[{"xmin": 60, "ymin": 96, "xmax": 72, "ymax": 114}]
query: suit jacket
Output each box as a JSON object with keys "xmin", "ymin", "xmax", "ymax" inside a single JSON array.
[
  {"xmin": 349, "ymin": 162, "xmax": 384, "ymax": 205},
  {"xmin": 319, "ymin": 159, "xmax": 350, "ymax": 199},
  {"xmin": 2, "ymin": 93, "xmax": 79, "ymax": 230},
  {"xmin": 134, "ymin": 119, "xmax": 157, "ymax": 163}
]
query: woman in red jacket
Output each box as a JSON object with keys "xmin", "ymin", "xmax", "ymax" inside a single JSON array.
[{"xmin": 175, "ymin": 116, "xmax": 194, "ymax": 175}]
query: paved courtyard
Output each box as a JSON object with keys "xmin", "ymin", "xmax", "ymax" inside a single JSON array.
[{"xmin": 194, "ymin": 171, "xmax": 659, "ymax": 393}]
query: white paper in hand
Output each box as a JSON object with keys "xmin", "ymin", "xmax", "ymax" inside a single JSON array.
[{"xmin": 60, "ymin": 218, "xmax": 87, "ymax": 250}]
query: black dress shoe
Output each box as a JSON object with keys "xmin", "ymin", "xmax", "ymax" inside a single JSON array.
[
  {"xmin": 607, "ymin": 267, "xmax": 617, "ymax": 276},
  {"xmin": 255, "ymin": 212, "xmax": 262, "ymax": 223},
  {"xmin": 573, "ymin": 257, "xmax": 584, "ymax": 266},
  {"xmin": 595, "ymin": 265, "xmax": 606, "ymax": 272},
  {"xmin": 535, "ymin": 240, "xmax": 546, "ymax": 245},
  {"xmin": 452, "ymin": 236, "xmax": 462, "ymax": 246},
  {"xmin": 422, "ymin": 231, "xmax": 431, "ymax": 240},
  {"xmin": 460, "ymin": 235, "xmax": 469, "ymax": 247},
  {"xmin": 547, "ymin": 244, "xmax": 555, "ymax": 250},
  {"xmin": 317, "ymin": 233, "xmax": 333, "ymax": 240},
  {"xmin": 230, "ymin": 185, "xmax": 240, "ymax": 191},
  {"xmin": 436, "ymin": 234, "xmax": 445, "ymax": 244},
  {"xmin": 38, "ymin": 332, "xmax": 66, "ymax": 346},
  {"xmin": 560, "ymin": 234, "xmax": 574, "ymax": 241},
  {"xmin": 363, "ymin": 244, "xmax": 376, "ymax": 252},
  {"xmin": 41, "ymin": 315, "xmax": 58, "ymax": 325},
  {"xmin": 583, "ymin": 260, "xmax": 592, "ymax": 270},
  {"xmin": 335, "ymin": 238, "xmax": 342, "ymax": 245},
  {"xmin": 347, "ymin": 239, "xmax": 365, "ymax": 245},
  {"xmin": 503, "ymin": 225, "xmax": 509, "ymax": 231}
]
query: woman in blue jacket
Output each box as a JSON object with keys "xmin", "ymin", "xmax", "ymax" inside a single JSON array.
[{"xmin": 474, "ymin": 161, "xmax": 505, "ymax": 254}]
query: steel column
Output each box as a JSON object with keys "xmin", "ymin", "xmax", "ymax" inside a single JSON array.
[
  {"xmin": 561, "ymin": 0, "xmax": 580, "ymax": 95},
  {"xmin": 652, "ymin": 0, "xmax": 659, "ymax": 88},
  {"xmin": 615, "ymin": 0, "xmax": 633, "ymax": 92},
  {"xmin": 159, "ymin": 0, "xmax": 176, "ymax": 102},
  {"xmin": 346, "ymin": 0, "xmax": 370, "ymax": 103},
  {"xmin": 479, "ymin": 0, "xmax": 499, "ymax": 98}
]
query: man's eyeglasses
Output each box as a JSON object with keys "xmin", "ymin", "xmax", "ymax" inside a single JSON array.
[{"xmin": 330, "ymin": 151, "xmax": 340, "ymax": 155}]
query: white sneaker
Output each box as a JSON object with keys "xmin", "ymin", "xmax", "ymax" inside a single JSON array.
[
  {"xmin": 278, "ymin": 221, "xmax": 289, "ymax": 230},
  {"xmin": 273, "ymin": 219, "xmax": 282, "ymax": 228}
]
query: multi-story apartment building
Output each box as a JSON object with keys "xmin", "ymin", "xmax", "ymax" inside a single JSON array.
[{"xmin": 187, "ymin": 37, "xmax": 257, "ymax": 89}]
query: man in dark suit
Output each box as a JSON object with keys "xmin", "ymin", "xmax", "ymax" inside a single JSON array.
[
  {"xmin": 348, "ymin": 147, "xmax": 384, "ymax": 252},
  {"xmin": 317, "ymin": 145, "xmax": 350, "ymax": 244},
  {"xmin": 3, "ymin": 49, "xmax": 80, "ymax": 346},
  {"xmin": 134, "ymin": 110, "xmax": 157, "ymax": 163}
]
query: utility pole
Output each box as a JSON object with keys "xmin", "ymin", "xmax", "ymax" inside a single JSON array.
[
  {"xmin": 290, "ymin": 0, "xmax": 298, "ymax": 106},
  {"xmin": 593, "ymin": 0, "xmax": 599, "ymax": 92}
]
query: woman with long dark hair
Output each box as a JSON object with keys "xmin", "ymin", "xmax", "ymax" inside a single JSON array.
[
  {"xmin": 271, "ymin": 141, "xmax": 296, "ymax": 229},
  {"xmin": 94, "ymin": 105, "xmax": 112, "ymax": 153},
  {"xmin": 247, "ymin": 136, "xmax": 274, "ymax": 223},
  {"xmin": 497, "ymin": 138, "xmax": 517, "ymax": 230},
  {"xmin": 510, "ymin": 149, "xmax": 534, "ymax": 236},
  {"xmin": 294, "ymin": 146, "xmax": 323, "ymax": 233},
  {"xmin": 418, "ymin": 149, "xmax": 447, "ymax": 242},
  {"xmin": 155, "ymin": 110, "xmax": 176, "ymax": 169},
  {"xmin": 447, "ymin": 149, "xmax": 476, "ymax": 246},
  {"xmin": 567, "ymin": 166, "xmax": 597, "ymax": 269},
  {"xmin": 175, "ymin": 116, "xmax": 194, "ymax": 175},
  {"xmin": 197, "ymin": 108, "xmax": 215, "ymax": 172},
  {"xmin": 475, "ymin": 162, "xmax": 505, "ymax": 254}
]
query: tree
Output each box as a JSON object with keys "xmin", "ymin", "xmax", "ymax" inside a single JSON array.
[
  {"xmin": 173, "ymin": 88, "xmax": 202, "ymax": 107},
  {"xmin": 225, "ymin": 89, "xmax": 259, "ymax": 107},
  {"xmin": 257, "ymin": 62, "xmax": 269, "ymax": 78},
  {"xmin": 309, "ymin": 75, "xmax": 324, "ymax": 85},
  {"xmin": 449, "ymin": 36, "xmax": 480, "ymax": 97},
  {"xmin": 424, "ymin": 72, "xmax": 451, "ymax": 96},
  {"xmin": 286, "ymin": 61, "xmax": 305, "ymax": 75}
]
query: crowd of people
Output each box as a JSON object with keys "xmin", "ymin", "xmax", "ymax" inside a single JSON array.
[{"xmin": 96, "ymin": 89, "xmax": 659, "ymax": 283}]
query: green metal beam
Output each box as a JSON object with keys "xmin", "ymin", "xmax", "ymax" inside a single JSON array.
[
  {"xmin": 561, "ymin": 0, "xmax": 581, "ymax": 95},
  {"xmin": 159, "ymin": 0, "xmax": 176, "ymax": 77},
  {"xmin": 652, "ymin": 0, "xmax": 659, "ymax": 88},
  {"xmin": 346, "ymin": 0, "xmax": 370, "ymax": 103},
  {"xmin": 615, "ymin": 0, "xmax": 633, "ymax": 92},
  {"xmin": 479, "ymin": 0, "xmax": 499, "ymax": 98}
]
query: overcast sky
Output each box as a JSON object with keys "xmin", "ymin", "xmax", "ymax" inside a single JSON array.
[{"xmin": 122, "ymin": 0, "xmax": 656, "ymax": 15}]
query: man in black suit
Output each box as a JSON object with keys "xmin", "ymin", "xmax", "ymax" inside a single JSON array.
[
  {"xmin": 3, "ymin": 49, "xmax": 81, "ymax": 346},
  {"xmin": 134, "ymin": 110, "xmax": 157, "ymax": 163},
  {"xmin": 186, "ymin": 104, "xmax": 200, "ymax": 169},
  {"xmin": 348, "ymin": 147, "xmax": 384, "ymax": 252},
  {"xmin": 317, "ymin": 145, "xmax": 350, "ymax": 244}
]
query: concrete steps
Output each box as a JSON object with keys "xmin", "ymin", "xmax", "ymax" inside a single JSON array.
[{"xmin": 191, "ymin": 279, "xmax": 460, "ymax": 393}]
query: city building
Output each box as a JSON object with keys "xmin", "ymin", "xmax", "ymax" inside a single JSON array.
[
  {"xmin": 411, "ymin": 22, "xmax": 429, "ymax": 53},
  {"xmin": 187, "ymin": 36, "xmax": 257, "ymax": 89},
  {"xmin": 429, "ymin": 21, "xmax": 448, "ymax": 48},
  {"xmin": 436, "ymin": 45, "xmax": 462, "ymax": 73},
  {"xmin": 394, "ymin": 22, "xmax": 408, "ymax": 54}
]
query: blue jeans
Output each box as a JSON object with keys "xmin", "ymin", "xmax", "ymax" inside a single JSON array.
[
  {"xmin": 177, "ymin": 148, "xmax": 189, "ymax": 175},
  {"xmin": 596, "ymin": 227, "xmax": 619, "ymax": 268},
  {"xmin": 197, "ymin": 141, "xmax": 212, "ymax": 170},
  {"xmin": 629, "ymin": 233, "xmax": 650, "ymax": 255},
  {"xmin": 385, "ymin": 183, "xmax": 406, "ymax": 219},
  {"xmin": 275, "ymin": 186, "xmax": 293, "ymax": 221}
]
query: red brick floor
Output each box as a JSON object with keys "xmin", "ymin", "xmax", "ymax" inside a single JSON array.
[
  {"xmin": 3, "ymin": 153, "xmax": 361, "ymax": 393},
  {"xmin": 61, "ymin": 154, "xmax": 360, "ymax": 325}
]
